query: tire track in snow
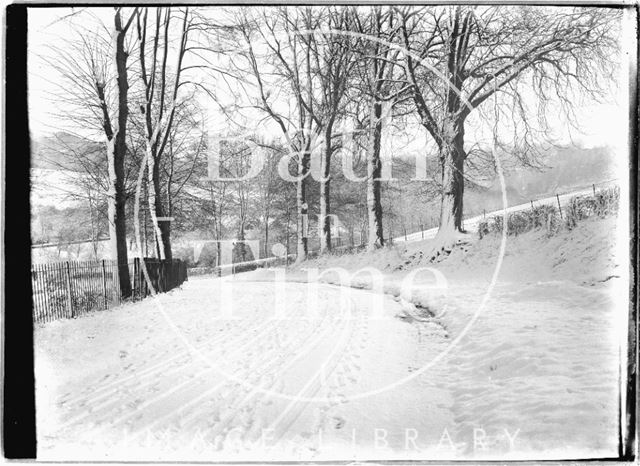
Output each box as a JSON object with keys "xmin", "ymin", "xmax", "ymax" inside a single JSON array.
[
  {"xmin": 56, "ymin": 293, "xmax": 302, "ymax": 431},
  {"xmin": 81, "ymin": 291, "xmax": 322, "ymax": 435},
  {"xmin": 59, "ymin": 319, "xmax": 246, "ymax": 409},
  {"xmin": 199, "ymin": 306, "xmax": 352, "ymax": 448},
  {"xmin": 58, "ymin": 284, "xmax": 260, "ymax": 407},
  {"xmin": 57, "ymin": 320, "xmax": 261, "ymax": 428},
  {"xmin": 265, "ymin": 301, "xmax": 362, "ymax": 444},
  {"xmin": 129, "ymin": 307, "xmax": 336, "ymax": 439}
]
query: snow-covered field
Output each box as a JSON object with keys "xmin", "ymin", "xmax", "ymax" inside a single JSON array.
[{"xmin": 35, "ymin": 217, "xmax": 624, "ymax": 461}]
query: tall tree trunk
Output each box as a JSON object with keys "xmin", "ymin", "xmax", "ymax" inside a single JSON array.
[
  {"xmin": 146, "ymin": 151, "xmax": 163, "ymax": 260},
  {"xmin": 108, "ymin": 10, "xmax": 131, "ymax": 298},
  {"xmin": 143, "ymin": 187, "xmax": 148, "ymax": 257},
  {"xmin": 157, "ymin": 188, "xmax": 173, "ymax": 262},
  {"xmin": 216, "ymin": 207, "xmax": 223, "ymax": 267},
  {"xmin": 238, "ymin": 221, "xmax": 247, "ymax": 262},
  {"xmin": 367, "ymin": 101, "xmax": 384, "ymax": 251},
  {"xmin": 296, "ymin": 150, "xmax": 310, "ymax": 263},
  {"xmin": 148, "ymin": 154, "xmax": 172, "ymax": 261},
  {"xmin": 429, "ymin": 120, "xmax": 466, "ymax": 261},
  {"xmin": 438, "ymin": 126, "xmax": 466, "ymax": 233},
  {"xmin": 319, "ymin": 128, "xmax": 332, "ymax": 254},
  {"xmin": 263, "ymin": 215, "xmax": 269, "ymax": 258},
  {"xmin": 216, "ymin": 241, "xmax": 222, "ymax": 268},
  {"xmin": 159, "ymin": 222, "xmax": 172, "ymax": 261}
]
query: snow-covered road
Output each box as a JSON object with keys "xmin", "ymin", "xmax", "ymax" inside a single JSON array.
[
  {"xmin": 36, "ymin": 278, "xmax": 454, "ymax": 461},
  {"xmin": 36, "ymin": 213, "xmax": 623, "ymax": 461}
]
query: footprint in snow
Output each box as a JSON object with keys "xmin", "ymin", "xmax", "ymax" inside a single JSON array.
[{"xmin": 333, "ymin": 416, "xmax": 345, "ymax": 429}]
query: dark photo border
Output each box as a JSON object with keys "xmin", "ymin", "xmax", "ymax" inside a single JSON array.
[{"xmin": 4, "ymin": 1, "xmax": 638, "ymax": 462}]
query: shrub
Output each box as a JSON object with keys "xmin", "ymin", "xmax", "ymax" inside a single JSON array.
[
  {"xmin": 71, "ymin": 289, "xmax": 103, "ymax": 314},
  {"xmin": 477, "ymin": 220, "xmax": 491, "ymax": 239},
  {"xmin": 188, "ymin": 266, "xmax": 218, "ymax": 276},
  {"xmin": 231, "ymin": 261, "xmax": 258, "ymax": 273},
  {"xmin": 483, "ymin": 205, "xmax": 559, "ymax": 237},
  {"xmin": 478, "ymin": 186, "xmax": 619, "ymax": 239},
  {"xmin": 564, "ymin": 186, "xmax": 620, "ymax": 230},
  {"xmin": 507, "ymin": 211, "xmax": 532, "ymax": 235},
  {"xmin": 42, "ymin": 274, "xmax": 68, "ymax": 315}
]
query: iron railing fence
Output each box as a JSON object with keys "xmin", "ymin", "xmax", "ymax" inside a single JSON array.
[{"xmin": 31, "ymin": 258, "xmax": 188, "ymax": 323}]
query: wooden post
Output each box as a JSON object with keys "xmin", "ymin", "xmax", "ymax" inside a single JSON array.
[
  {"xmin": 483, "ymin": 209, "xmax": 486, "ymax": 219},
  {"xmin": 593, "ymin": 183, "xmax": 596, "ymax": 197},
  {"xmin": 65, "ymin": 261, "xmax": 74, "ymax": 318},
  {"xmin": 421, "ymin": 225, "xmax": 424, "ymax": 240},
  {"xmin": 530, "ymin": 200, "xmax": 534, "ymax": 210},
  {"xmin": 160, "ymin": 260, "xmax": 165, "ymax": 291},
  {"xmin": 140, "ymin": 257, "xmax": 145, "ymax": 298},
  {"xmin": 133, "ymin": 258, "xmax": 139, "ymax": 300},
  {"xmin": 141, "ymin": 258, "xmax": 147, "ymax": 297},
  {"xmin": 404, "ymin": 227, "xmax": 407, "ymax": 241},
  {"xmin": 556, "ymin": 194, "xmax": 563, "ymax": 219},
  {"xmin": 101, "ymin": 260, "xmax": 108, "ymax": 309}
]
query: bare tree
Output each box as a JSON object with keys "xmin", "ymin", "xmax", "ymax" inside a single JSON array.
[
  {"xmin": 346, "ymin": 7, "xmax": 411, "ymax": 251},
  {"xmin": 229, "ymin": 8, "xmax": 323, "ymax": 262},
  {"xmin": 227, "ymin": 140, "xmax": 253, "ymax": 262},
  {"xmin": 32, "ymin": 134, "xmax": 112, "ymax": 259},
  {"xmin": 399, "ymin": 6, "xmax": 620, "ymax": 259},
  {"xmin": 135, "ymin": 6, "xmax": 192, "ymax": 261},
  {"xmin": 160, "ymin": 100, "xmax": 206, "ymax": 240},
  {"xmin": 299, "ymin": 8, "xmax": 357, "ymax": 253},
  {"xmin": 101, "ymin": 8, "xmax": 137, "ymax": 295},
  {"xmin": 186, "ymin": 181, "xmax": 232, "ymax": 267},
  {"xmin": 252, "ymin": 141, "xmax": 285, "ymax": 258},
  {"xmin": 40, "ymin": 7, "xmax": 137, "ymax": 296}
]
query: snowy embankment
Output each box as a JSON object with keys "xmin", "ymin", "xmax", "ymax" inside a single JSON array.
[
  {"xmin": 280, "ymin": 215, "xmax": 623, "ymax": 458},
  {"xmin": 35, "ymin": 216, "xmax": 623, "ymax": 460},
  {"xmin": 392, "ymin": 182, "xmax": 617, "ymax": 244}
]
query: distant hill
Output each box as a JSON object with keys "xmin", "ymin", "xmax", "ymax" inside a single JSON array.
[{"xmin": 31, "ymin": 132, "xmax": 105, "ymax": 171}]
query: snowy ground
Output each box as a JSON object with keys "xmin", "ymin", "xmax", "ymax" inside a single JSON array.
[{"xmin": 35, "ymin": 217, "xmax": 624, "ymax": 461}]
